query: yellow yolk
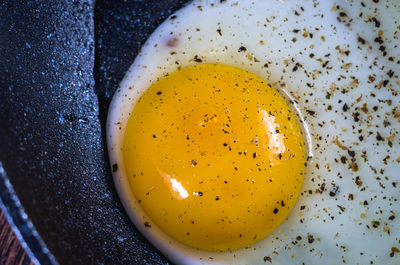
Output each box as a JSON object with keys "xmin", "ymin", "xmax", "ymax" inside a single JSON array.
[{"xmin": 123, "ymin": 64, "xmax": 306, "ymax": 251}]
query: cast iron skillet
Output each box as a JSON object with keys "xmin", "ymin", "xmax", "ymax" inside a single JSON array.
[{"xmin": 0, "ymin": 1, "xmax": 188, "ymax": 264}]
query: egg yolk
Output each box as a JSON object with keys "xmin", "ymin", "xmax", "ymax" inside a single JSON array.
[{"xmin": 123, "ymin": 64, "xmax": 306, "ymax": 251}]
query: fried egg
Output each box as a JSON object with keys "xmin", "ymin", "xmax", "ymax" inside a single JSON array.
[{"xmin": 107, "ymin": 0, "xmax": 400, "ymax": 264}]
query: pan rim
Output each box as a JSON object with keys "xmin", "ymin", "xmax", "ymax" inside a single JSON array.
[{"xmin": 0, "ymin": 162, "xmax": 58, "ymax": 265}]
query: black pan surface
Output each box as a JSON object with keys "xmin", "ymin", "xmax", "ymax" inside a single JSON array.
[{"xmin": 0, "ymin": 1, "xmax": 188, "ymax": 264}]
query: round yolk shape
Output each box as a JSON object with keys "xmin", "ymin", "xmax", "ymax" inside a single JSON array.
[{"xmin": 123, "ymin": 64, "xmax": 306, "ymax": 251}]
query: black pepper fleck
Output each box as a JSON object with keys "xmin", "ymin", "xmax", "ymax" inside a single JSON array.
[
  {"xmin": 193, "ymin": 55, "xmax": 202, "ymax": 62},
  {"xmin": 348, "ymin": 150, "xmax": 355, "ymax": 157},
  {"xmin": 112, "ymin": 163, "xmax": 118, "ymax": 172},
  {"xmin": 238, "ymin": 46, "xmax": 247, "ymax": 52},
  {"xmin": 307, "ymin": 234, "xmax": 315, "ymax": 244}
]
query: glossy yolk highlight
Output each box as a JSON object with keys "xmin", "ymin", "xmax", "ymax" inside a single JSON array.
[{"xmin": 123, "ymin": 64, "xmax": 306, "ymax": 251}]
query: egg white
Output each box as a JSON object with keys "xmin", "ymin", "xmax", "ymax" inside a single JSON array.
[{"xmin": 107, "ymin": 0, "xmax": 400, "ymax": 264}]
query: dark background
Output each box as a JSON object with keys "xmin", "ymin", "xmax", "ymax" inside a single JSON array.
[{"xmin": 0, "ymin": 0, "xmax": 187, "ymax": 264}]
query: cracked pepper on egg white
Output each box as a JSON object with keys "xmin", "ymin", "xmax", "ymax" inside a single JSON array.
[{"xmin": 107, "ymin": 0, "xmax": 400, "ymax": 264}]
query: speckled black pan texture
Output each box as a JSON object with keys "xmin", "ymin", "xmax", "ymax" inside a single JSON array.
[{"xmin": 0, "ymin": 1, "xmax": 188, "ymax": 264}]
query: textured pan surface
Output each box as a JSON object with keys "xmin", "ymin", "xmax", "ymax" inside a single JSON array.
[{"xmin": 0, "ymin": 0, "xmax": 187, "ymax": 264}]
